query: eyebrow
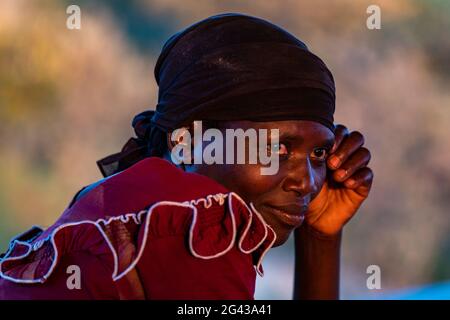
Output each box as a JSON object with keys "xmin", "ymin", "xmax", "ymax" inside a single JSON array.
[
  {"xmin": 278, "ymin": 133, "xmax": 335, "ymax": 149},
  {"xmin": 321, "ymin": 137, "xmax": 335, "ymax": 149}
]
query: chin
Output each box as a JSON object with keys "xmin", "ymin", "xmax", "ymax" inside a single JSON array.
[
  {"xmin": 259, "ymin": 216, "xmax": 299, "ymax": 247},
  {"xmin": 256, "ymin": 205, "xmax": 304, "ymax": 247},
  {"xmin": 271, "ymin": 228, "xmax": 293, "ymax": 247}
]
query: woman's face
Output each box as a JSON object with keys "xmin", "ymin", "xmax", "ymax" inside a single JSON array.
[{"xmin": 183, "ymin": 120, "xmax": 335, "ymax": 246}]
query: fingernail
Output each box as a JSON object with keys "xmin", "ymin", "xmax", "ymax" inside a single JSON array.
[
  {"xmin": 346, "ymin": 179, "xmax": 355, "ymax": 187},
  {"xmin": 329, "ymin": 156, "xmax": 340, "ymax": 168},
  {"xmin": 336, "ymin": 169, "xmax": 346, "ymax": 180}
]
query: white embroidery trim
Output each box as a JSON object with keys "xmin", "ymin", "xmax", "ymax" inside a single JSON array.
[
  {"xmin": 0, "ymin": 192, "xmax": 276, "ymax": 283},
  {"xmin": 0, "ymin": 225, "xmax": 44, "ymax": 262},
  {"xmin": 250, "ymin": 203, "xmax": 277, "ymax": 277}
]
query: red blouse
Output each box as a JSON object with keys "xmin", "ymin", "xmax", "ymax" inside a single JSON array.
[{"xmin": 0, "ymin": 157, "xmax": 276, "ymax": 299}]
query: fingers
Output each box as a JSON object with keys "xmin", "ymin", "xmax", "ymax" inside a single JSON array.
[
  {"xmin": 327, "ymin": 125, "xmax": 373, "ymax": 195},
  {"xmin": 333, "ymin": 147, "xmax": 371, "ymax": 182},
  {"xmin": 330, "ymin": 124, "xmax": 349, "ymax": 153},
  {"xmin": 328, "ymin": 129, "xmax": 364, "ymax": 170},
  {"xmin": 343, "ymin": 167, "xmax": 374, "ymax": 196}
]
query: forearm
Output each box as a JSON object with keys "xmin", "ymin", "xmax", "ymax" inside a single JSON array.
[{"xmin": 293, "ymin": 223, "xmax": 342, "ymax": 300}]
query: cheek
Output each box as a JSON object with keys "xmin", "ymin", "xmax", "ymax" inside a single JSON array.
[
  {"xmin": 219, "ymin": 164, "xmax": 281, "ymax": 203},
  {"xmin": 312, "ymin": 163, "xmax": 328, "ymax": 195}
]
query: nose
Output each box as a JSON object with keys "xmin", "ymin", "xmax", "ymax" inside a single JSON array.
[{"xmin": 282, "ymin": 157, "xmax": 319, "ymax": 199}]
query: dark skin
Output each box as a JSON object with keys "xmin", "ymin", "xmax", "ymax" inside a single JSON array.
[{"xmin": 166, "ymin": 120, "xmax": 373, "ymax": 299}]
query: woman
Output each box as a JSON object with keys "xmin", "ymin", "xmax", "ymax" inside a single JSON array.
[{"xmin": 0, "ymin": 13, "xmax": 372, "ymax": 300}]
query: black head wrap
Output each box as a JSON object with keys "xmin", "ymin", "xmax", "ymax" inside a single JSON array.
[{"xmin": 97, "ymin": 13, "xmax": 336, "ymax": 177}]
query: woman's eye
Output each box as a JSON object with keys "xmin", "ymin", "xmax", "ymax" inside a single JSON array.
[
  {"xmin": 311, "ymin": 147, "xmax": 328, "ymax": 161},
  {"xmin": 269, "ymin": 143, "xmax": 288, "ymax": 156}
]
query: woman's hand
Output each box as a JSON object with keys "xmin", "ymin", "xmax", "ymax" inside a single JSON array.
[{"xmin": 304, "ymin": 124, "xmax": 374, "ymax": 237}]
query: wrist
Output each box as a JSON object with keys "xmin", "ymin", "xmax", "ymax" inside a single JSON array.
[{"xmin": 300, "ymin": 222, "xmax": 343, "ymax": 241}]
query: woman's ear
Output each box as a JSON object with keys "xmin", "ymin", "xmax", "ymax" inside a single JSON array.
[
  {"xmin": 166, "ymin": 127, "xmax": 193, "ymax": 167},
  {"xmin": 166, "ymin": 131, "xmax": 176, "ymax": 153},
  {"xmin": 166, "ymin": 127, "xmax": 191, "ymax": 151}
]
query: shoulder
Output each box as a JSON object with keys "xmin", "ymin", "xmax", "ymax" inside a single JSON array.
[{"xmin": 0, "ymin": 158, "xmax": 276, "ymax": 298}]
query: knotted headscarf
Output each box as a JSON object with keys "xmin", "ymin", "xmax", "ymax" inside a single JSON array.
[{"xmin": 97, "ymin": 13, "xmax": 336, "ymax": 177}]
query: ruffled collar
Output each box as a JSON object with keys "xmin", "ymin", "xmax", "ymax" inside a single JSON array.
[{"xmin": 0, "ymin": 157, "xmax": 276, "ymax": 284}]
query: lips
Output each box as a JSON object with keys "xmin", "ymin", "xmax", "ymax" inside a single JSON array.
[{"xmin": 262, "ymin": 203, "xmax": 308, "ymax": 227}]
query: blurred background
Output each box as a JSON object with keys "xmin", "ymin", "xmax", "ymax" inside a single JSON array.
[{"xmin": 0, "ymin": 0, "xmax": 449, "ymax": 299}]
